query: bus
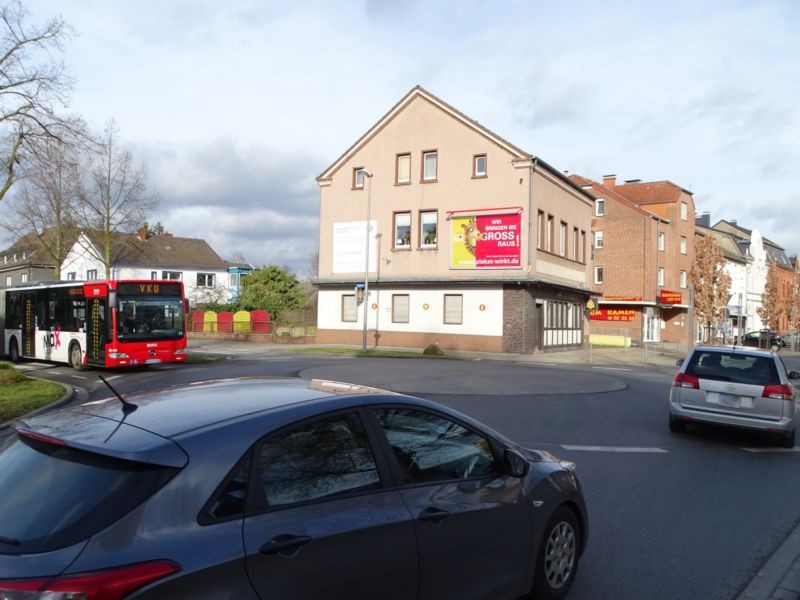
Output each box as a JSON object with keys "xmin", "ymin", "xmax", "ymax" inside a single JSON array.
[{"xmin": 0, "ymin": 279, "xmax": 188, "ymax": 369}]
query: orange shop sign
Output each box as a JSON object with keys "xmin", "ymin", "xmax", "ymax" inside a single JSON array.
[
  {"xmin": 659, "ymin": 290, "xmax": 682, "ymax": 305},
  {"xmin": 589, "ymin": 309, "xmax": 636, "ymax": 322}
]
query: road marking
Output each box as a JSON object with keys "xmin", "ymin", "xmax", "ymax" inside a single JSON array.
[
  {"xmin": 591, "ymin": 366, "xmax": 632, "ymax": 371},
  {"xmin": 740, "ymin": 447, "xmax": 800, "ymax": 454},
  {"xmin": 561, "ymin": 445, "xmax": 668, "ymax": 453},
  {"xmin": 69, "ymin": 375, "xmax": 87, "ymax": 380}
]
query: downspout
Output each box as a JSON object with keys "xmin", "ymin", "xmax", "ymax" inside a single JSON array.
[{"xmin": 526, "ymin": 158, "xmax": 538, "ymax": 354}]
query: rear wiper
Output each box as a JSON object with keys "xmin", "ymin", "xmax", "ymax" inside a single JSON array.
[{"xmin": 0, "ymin": 535, "xmax": 20, "ymax": 546}]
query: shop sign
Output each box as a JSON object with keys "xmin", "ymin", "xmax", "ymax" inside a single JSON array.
[
  {"xmin": 589, "ymin": 309, "xmax": 636, "ymax": 322},
  {"xmin": 659, "ymin": 290, "xmax": 682, "ymax": 305}
]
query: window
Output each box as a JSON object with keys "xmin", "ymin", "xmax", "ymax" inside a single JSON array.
[
  {"xmin": 150, "ymin": 271, "xmax": 157, "ymax": 280},
  {"xmin": 658, "ymin": 232, "xmax": 665, "ymax": 251},
  {"xmin": 86, "ymin": 269, "xmax": 97, "ymax": 280},
  {"xmin": 394, "ymin": 212, "xmax": 411, "ymax": 248},
  {"xmin": 392, "ymin": 294, "xmax": 409, "ymax": 323},
  {"xmin": 342, "ymin": 295, "xmax": 357, "ymax": 322},
  {"xmin": 595, "ymin": 199, "xmax": 605, "ymax": 216},
  {"xmin": 353, "ymin": 167, "xmax": 365, "ymax": 189},
  {"xmin": 473, "ymin": 154, "xmax": 487, "ymax": 178},
  {"xmin": 547, "ymin": 214, "xmax": 554, "ymax": 252},
  {"xmin": 580, "ymin": 230, "xmax": 586, "ymax": 263},
  {"xmin": 257, "ymin": 413, "xmax": 381, "ymax": 507},
  {"xmin": 559, "ymin": 221, "xmax": 567, "ymax": 256},
  {"xmin": 680, "ymin": 236, "xmax": 687, "ymax": 254},
  {"xmin": 4, "ymin": 275, "xmax": 10, "ymax": 286},
  {"xmin": 422, "ymin": 150, "xmax": 437, "ymax": 182},
  {"xmin": 680, "ymin": 271, "xmax": 687, "ymax": 288},
  {"xmin": 21, "ymin": 273, "xmax": 28, "ymax": 282},
  {"xmin": 444, "ymin": 294, "xmax": 463, "ymax": 324},
  {"xmin": 595, "ymin": 231, "xmax": 604, "ymax": 249},
  {"xmin": 420, "ymin": 211, "xmax": 437, "ymax": 248},
  {"xmin": 396, "ymin": 153, "xmax": 411, "ymax": 184},
  {"xmin": 543, "ymin": 300, "xmax": 584, "ymax": 348},
  {"xmin": 537, "ymin": 211, "xmax": 545, "ymax": 250},
  {"xmin": 573, "ymin": 227, "xmax": 579, "ymax": 260},
  {"xmin": 680, "ymin": 202, "xmax": 688, "ymax": 220},
  {"xmin": 66, "ymin": 272, "xmax": 76, "ymax": 281},
  {"xmin": 375, "ymin": 408, "xmax": 498, "ymax": 484},
  {"xmin": 162, "ymin": 271, "xmax": 182, "ymax": 280},
  {"xmin": 197, "ymin": 273, "xmax": 215, "ymax": 288},
  {"xmin": 658, "ymin": 267, "xmax": 665, "ymax": 286},
  {"xmin": 594, "ymin": 266, "xmax": 604, "ymax": 284}
]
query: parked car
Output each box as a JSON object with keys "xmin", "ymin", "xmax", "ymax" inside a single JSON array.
[
  {"xmin": 0, "ymin": 378, "xmax": 588, "ymax": 600},
  {"xmin": 739, "ymin": 329, "xmax": 786, "ymax": 349},
  {"xmin": 669, "ymin": 346, "xmax": 800, "ymax": 447}
]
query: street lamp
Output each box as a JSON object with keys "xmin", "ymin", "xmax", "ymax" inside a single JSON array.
[{"xmin": 361, "ymin": 169, "xmax": 374, "ymax": 353}]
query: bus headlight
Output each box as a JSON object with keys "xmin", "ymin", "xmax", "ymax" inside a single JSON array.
[
  {"xmin": 174, "ymin": 348, "xmax": 186, "ymax": 355},
  {"xmin": 108, "ymin": 351, "xmax": 130, "ymax": 359}
]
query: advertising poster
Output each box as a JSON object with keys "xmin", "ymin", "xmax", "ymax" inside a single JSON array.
[
  {"xmin": 332, "ymin": 221, "xmax": 377, "ymax": 274},
  {"xmin": 450, "ymin": 213, "xmax": 522, "ymax": 269}
]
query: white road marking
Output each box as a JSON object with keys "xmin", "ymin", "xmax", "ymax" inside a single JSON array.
[
  {"xmin": 591, "ymin": 366, "xmax": 632, "ymax": 371},
  {"xmin": 740, "ymin": 447, "xmax": 800, "ymax": 454},
  {"xmin": 561, "ymin": 445, "xmax": 668, "ymax": 453},
  {"xmin": 69, "ymin": 375, "xmax": 87, "ymax": 380}
]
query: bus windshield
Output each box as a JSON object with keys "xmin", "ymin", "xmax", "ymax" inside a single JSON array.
[{"xmin": 116, "ymin": 294, "xmax": 184, "ymax": 342}]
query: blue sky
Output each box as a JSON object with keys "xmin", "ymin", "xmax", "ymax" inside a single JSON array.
[{"xmin": 10, "ymin": 0, "xmax": 800, "ymax": 274}]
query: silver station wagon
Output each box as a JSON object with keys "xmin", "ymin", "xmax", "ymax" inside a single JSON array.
[{"xmin": 669, "ymin": 346, "xmax": 800, "ymax": 447}]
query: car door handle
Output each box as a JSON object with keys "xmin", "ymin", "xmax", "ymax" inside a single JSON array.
[
  {"xmin": 260, "ymin": 533, "xmax": 313, "ymax": 556},
  {"xmin": 418, "ymin": 507, "xmax": 450, "ymax": 524}
]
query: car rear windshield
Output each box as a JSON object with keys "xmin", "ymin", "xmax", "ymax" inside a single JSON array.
[
  {"xmin": 0, "ymin": 433, "xmax": 179, "ymax": 555},
  {"xmin": 686, "ymin": 351, "xmax": 780, "ymax": 385}
]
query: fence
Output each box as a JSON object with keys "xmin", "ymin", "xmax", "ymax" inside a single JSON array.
[{"xmin": 188, "ymin": 309, "xmax": 317, "ymax": 343}]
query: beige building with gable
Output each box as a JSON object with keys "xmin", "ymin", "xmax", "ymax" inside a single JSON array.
[{"xmin": 315, "ymin": 86, "xmax": 596, "ymax": 353}]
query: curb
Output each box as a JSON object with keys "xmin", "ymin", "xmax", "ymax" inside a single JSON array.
[{"xmin": 737, "ymin": 520, "xmax": 800, "ymax": 600}]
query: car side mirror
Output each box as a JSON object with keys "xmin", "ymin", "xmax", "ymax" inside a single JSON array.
[
  {"xmin": 504, "ymin": 449, "xmax": 529, "ymax": 478},
  {"xmin": 789, "ymin": 371, "xmax": 800, "ymax": 380},
  {"xmin": 675, "ymin": 358, "xmax": 684, "ymax": 367}
]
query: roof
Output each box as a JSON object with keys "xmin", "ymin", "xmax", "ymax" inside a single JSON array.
[
  {"xmin": 79, "ymin": 230, "xmax": 229, "ymax": 270},
  {"xmin": 317, "ymin": 85, "xmax": 592, "ymax": 201},
  {"xmin": 611, "ymin": 180, "xmax": 693, "ymax": 204},
  {"xmin": 711, "ymin": 220, "xmax": 791, "ymax": 268},
  {"xmin": 568, "ymin": 174, "xmax": 667, "ymax": 221},
  {"xmin": 695, "ymin": 225, "xmax": 749, "ymax": 263},
  {"xmin": 0, "ymin": 229, "xmax": 75, "ymax": 270}
]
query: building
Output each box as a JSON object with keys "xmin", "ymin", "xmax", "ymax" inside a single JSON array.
[
  {"xmin": 315, "ymin": 86, "xmax": 595, "ymax": 353},
  {"xmin": 60, "ymin": 229, "xmax": 232, "ymax": 306},
  {"xmin": 0, "ymin": 232, "xmax": 64, "ymax": 287},
  {"xmin": 570, "ymin": 174, "xmax": 696, "ymax": 346}
]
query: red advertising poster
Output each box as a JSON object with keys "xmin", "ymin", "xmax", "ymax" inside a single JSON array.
[
  {"xmin": 589, "ymin": 309, "xmax": 636, "ymax": 322},
  {"xmin": 659, "ymin": 290, "xmax": 682, "ymax": 305},
  {"xmin": 451, "ymin": 213, "xmax": 522, "ymax": 269}
]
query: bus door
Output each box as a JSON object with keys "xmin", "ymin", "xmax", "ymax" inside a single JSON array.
[
  {"xmin": 85, "ymin": 296, "xmax": 108, "ymax": 364},
  {"xmin": 22, "ymin": 292, "xmax": 36, "ymax": 358}
]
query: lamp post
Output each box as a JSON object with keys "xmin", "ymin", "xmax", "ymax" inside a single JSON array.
[{"xmin": 361, "ymin": 169, "xmax": 374, "ymax": 353}]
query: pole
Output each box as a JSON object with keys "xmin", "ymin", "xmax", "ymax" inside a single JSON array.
[{"xmin": 361, "ymin": 171, "xmax": 373, "ymax": 353}]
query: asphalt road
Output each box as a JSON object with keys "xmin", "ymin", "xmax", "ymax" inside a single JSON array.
[{"xmin": 12, "ymin": 348, "xmax": 800, "ymax": 600}]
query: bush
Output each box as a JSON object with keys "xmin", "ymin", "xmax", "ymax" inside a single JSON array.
[{"xmin": 422, "ymin": 343, "xmax": 444, "ymax": 357}]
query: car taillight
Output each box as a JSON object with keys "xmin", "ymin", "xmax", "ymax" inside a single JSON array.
[
  {"xmin": 763, "ymin": 384, "xmax": 794, "ymax": 400},
  {"xmin": 0, "ymin": 560, "xmax": 180, "ymax": 600},
  {"xmin": 673, "ymin": 373, "xmax": 699, "ymax": 389}
]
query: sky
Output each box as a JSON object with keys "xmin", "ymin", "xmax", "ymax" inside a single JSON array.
[{"xmin": 4, "ymin": 0, "xmax": 799, "ymax": 276}]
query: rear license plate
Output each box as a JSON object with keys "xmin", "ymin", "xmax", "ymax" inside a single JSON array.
[
  {"xmin": 145, "ymin": 359, "xmax": 162, "ymax": 364},
  {"xmin": 717, "ymin": 393, "xmax": 741, "ymax": 408}
]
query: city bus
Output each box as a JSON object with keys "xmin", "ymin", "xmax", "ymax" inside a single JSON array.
[{"xmin": 0, "ymin": 279, "xmax": 188, "ymax": 369}]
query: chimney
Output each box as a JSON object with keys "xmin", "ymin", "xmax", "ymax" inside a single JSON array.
[
  {"xmin": 137, "ymin": 226, "xmax": 148, "ymax": 241},
  {"xmin": 730, "ymin": 220, "xmax": 737, "ymax": 226},
  {"xmin": 695, "ymin": 212, "xmax": 711, "ymax": 228},
  {"xmin": 602, "ymin": 174, "xmax": 616, "ymax": 187}
]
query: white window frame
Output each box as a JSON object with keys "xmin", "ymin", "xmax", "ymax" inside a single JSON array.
[
  {"xmin": 595, "ymin": 199, "xmax": 605, "ymax": 217},
  {"xmin": 680, "ymin": 236, "xmax": 687, "ymax": 254},
  {"xmin": 197, "ymin": 273, "xmax": 215, "ymax": 288},
  {"xmin": 162, "ymin": 271, "xmax": 182, "ymax": 280},
  {"xmin": 444, "ymin": 294, "xmax": 463, "ymax": 325},
  {"xmin": 392, "ymin": 294, "xmax": 410, "ymax": 323},
  {"xmin": 422, "ymin": 151, "xmax": 437, "ymax": 182},
  {"xmin": 394, "ymin": 212, "xmax": 411, "ymax": 249},
  {"xmin": 658, "ymin": 267, "xmax": 665, "ymax": 286},
  {"xmin": 595, "ymin": 231, "xmax": 604, "ymax": 249},
  {"xmin": 4, "ymin": 275, "xmax": 11, "ymax": 286},
  {"xmin": 342, "ymin": 295, "xmax": 357, "ymax": 322},
  {"xmin": 473, "ymin": 154, "xmax": 487, "ymax": 177},
  {"xmin": 151, "ymin": 271, "xmax": 158, "ymax": 280},
  {"xmin": 680, "ymin": 202, "xmax": 688, "ymax": 220},
  {"xmin": 559, "ymin": 222, "xmax": 567, "ymax": 256},
  {"xmin": 680, "ymin": 271, "xmax": 687, "ymax": 288},
  {"xmin": 658, "ymin": 232, "xmax": 665, "ymax": 251},
  {"xmin": 86, "ymin": 269, "xmax": 97, "ymax": 280},
  {"xmin": 396, "ymin": 154, "xmax": 411, "ymax": 184},
  {"xmin": 353, "ymin": 167, "xmax": 365, "ymax": 189},
  {"xmin": 420, "ymin": 211, "xmax": 437, "ymax": 248},
  {"xmin": 594, "ymin": 266, "xmax": 604, "ymax": 284}
]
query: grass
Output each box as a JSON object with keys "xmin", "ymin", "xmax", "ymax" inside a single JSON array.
[{"xmin": 0, "ymin": 362, "xmax": 65, "ymax": 422}]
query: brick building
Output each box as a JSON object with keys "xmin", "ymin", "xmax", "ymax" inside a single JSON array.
[{"xmin": 570, "ymin": 174, "xmax": 695, "ymax": 345}]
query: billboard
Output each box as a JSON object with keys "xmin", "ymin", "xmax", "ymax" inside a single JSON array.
[{"xmin": 450, "ymin": 213, "xmax": 522, "ymax": 269}]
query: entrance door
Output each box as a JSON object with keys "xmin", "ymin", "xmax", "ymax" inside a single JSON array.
[
  {"xmin": 643, "ymin": 312, "xmax": 661, "ymax": 342},
  {"xmin": 534, "ymin": 303, "xmax": 544, "ymax": 351}
]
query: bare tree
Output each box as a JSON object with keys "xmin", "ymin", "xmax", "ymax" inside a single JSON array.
[
  {"xmin": 0, "ymin": 1, "xmax": 76, "ymax": 203},
  {"xmin": 76, "ymin": 120, "xmax": 158, "ymax": 278},
  {"xmin": 758, "ymin": 260, "xmax": 782, "ymax": 331},
  {"xmin": 0, "ymin": 131, "xmax": 84, "ymax": 277},
  {"xmin": 790, "ymin": 258, "xmax": 800, "ymax": 333},
  {"xmin": 690, "ymin": 234, "xmax": 731, "ymax": 342}
]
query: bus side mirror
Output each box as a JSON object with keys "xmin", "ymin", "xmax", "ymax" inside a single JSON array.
[{"xmin": 108, "ymin": 289, "xmax": 117, "ymax": 309}]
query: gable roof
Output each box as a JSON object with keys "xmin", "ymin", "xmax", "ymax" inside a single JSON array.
[
  {"xmin": 1, "ymin": 228, "xmax": 78, "ymax": 270},
  {"xmin": 695, "ymin": 225, "xmax": 749, "ymax": 264},
  {"xmin": 569, "ymin": 174, "xmax": 668, "ymax": 222},
  {"xmin": 711, "ymin": 219, "xmax": 792, "ymax": 269},
  {"xmin": 317, "ymin": 85, "xmax": 590, "ymax": 199},
  {"xmin": 611, "ymin": 180, "xmax": 692, "ymax": 204}
]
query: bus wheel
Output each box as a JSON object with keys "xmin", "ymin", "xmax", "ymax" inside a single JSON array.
[
  {"xmin": 69, "ymin": 343, "xmax": 85, "ymax": 371},
  {"xmin": 8, "ymin": 338, "xmax": 20, "ymax": 363}
]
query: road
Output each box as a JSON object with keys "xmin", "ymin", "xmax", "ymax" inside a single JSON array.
[{"xmin": 12, "ymin": 345, "xmax": 800, "ymax": 600}]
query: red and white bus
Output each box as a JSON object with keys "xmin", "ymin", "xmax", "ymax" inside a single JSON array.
[{"xmin": 0, "ymin": 279, "xmax": 188, "ymax": 369}]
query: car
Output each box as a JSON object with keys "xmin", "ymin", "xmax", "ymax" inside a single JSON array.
[
  {"xmin": 669, "ymin": 345, "xmax": 800, "ymax": 447},
  {"xmin": 739, "ymin": 330, "xmax": 786, "ymax": 349},
  {"xmin": 0, "ymin": 377, "xmax": 588, "ymax": 600}
]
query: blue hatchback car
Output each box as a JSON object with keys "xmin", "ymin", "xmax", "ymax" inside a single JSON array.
[{"xmin": 0, "ymin": 378, "xmax": 588, "ymax": 600}]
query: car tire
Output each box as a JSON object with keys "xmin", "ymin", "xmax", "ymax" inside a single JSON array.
[
  {"xmin": 8, "ymin": 337, "xmax": 20, "ymax": 363},
  {"xmin": 775, "ymin": 429, "xmax": 795, "ymax": 449},
  {"xmin": 69, "ymin": 342, "xmax": 85, "ymax": 371},
  {"xmin": 530, "ymin": 506, "xmax": 581, "ymax": 600},
  {"xmin": 669, "ymin": 414, "xmax": 686, "ymax": 433}
]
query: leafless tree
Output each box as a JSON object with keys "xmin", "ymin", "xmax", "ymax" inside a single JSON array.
[
  {"xmin": 758, "ymin": 260, "xmax": 782, "ymax": 331},
  {"xmin": 0, "ymin": 1, "xmax": 76, "ymax": 203},
  {"xmin": 690, "ymin": 233, "xmax": 731, "ymax": 342},
  {"xmin": 76, "ymin": 120, "xmax": 159, "ymax": 278}
]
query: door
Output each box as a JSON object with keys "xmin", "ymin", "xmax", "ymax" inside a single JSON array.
[
  {"xmin": 373, "ymin": 408, "xmax": 531, "ymax": 600},
  {"xmin": 242, "ymin": 411, "xmax": 418, "ymax": 600},
  {"xmin": 85, "ymin": 297, "xmax": 107, "ymax": 364}
]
